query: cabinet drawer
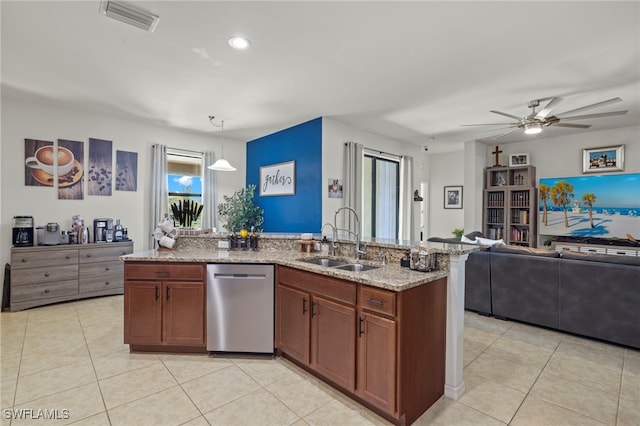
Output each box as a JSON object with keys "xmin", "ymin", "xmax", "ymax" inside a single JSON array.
[
  {"xmin": 125, "ymin": 263, "xmax": 204, "ymax": 281},
  {"xmin": 80, "ymin": 244, "xmax": 133, "ymax": 263},
  {"xmin": 359, "ymin": 286, "xmax": 396, "ymax": 317},
  {"xmin": 80, "ymin": 275, "xmax": 123, "ymax": 294},
  {"xmin": 11, "ymin": 264, "xmax": 78, "ymax": 286},
  {"xmin": 11, "ymin": 249, "xmax": 78, "ymax": 270},
  {"xmin": 80, "ymin": 260, "xmax": 124, "ymax": 278},
  {"xmin": 278, "ymin": 266, "xmax": 356, "ymax": 305},
  {"xmin": 11, "ymin": 280, "xmax": 78, "ymax": 302}
]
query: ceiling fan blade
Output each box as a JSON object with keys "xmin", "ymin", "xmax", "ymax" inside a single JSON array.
[
  {"xmin": 558, "ymin": 110, "xmax": 628, "ymax": 121},
  {"xmin": 491, "ymin": 128, "xmax": 521, "ymax": 140},
  {"xmin": 490, "ymin": 110, "xmax": 522, "ymax": 121},
  {"xmin": 554, "ymin": 123, "xmax": 592, "ymax": 129},
  {"xmin": 555, "ymin": 97, "xmax": 622, "ymax": 117},
  {"xmin": 536, "ymin": 97, "xmax": 564, "ymax": 118},
  {"xmin": 461, "ymin": 123, "xmax": 516, "ymax": 127}
]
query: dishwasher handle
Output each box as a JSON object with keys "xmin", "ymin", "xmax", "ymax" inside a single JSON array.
[{"xmin": 213, "ymin": 273, "xmax": 267, "ymax": 280}]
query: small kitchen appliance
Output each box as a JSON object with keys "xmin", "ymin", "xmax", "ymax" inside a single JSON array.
[
  {"xmin": 43, "ymin": 222, "xmax": 60, "ymax": 245},
  {"xmin": 93, "ymin": 218, "xmax": 113, "ymax": 243},
  {"xmin": 12, "ymin": 216, "xmax": 34, "ymax": 247}
]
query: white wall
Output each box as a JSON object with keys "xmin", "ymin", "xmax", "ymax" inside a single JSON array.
[
  {"xmin": 1, "ymin": 98, "xmax": 246, "ymax": 268},
  {"xmin": 321, "ymin": 117, "xmax": 425, "ymax": 241},
  {"xmin": 425, "ymin": 151, "xmax": 465, "ymax": 238}
]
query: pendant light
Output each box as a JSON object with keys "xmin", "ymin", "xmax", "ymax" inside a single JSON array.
[{"xmin": 207, "ymin": 116, "xmax": 236, "ymax": 171}]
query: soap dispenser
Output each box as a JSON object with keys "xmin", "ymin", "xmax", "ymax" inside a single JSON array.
[{"xmin": 321, "ymin": 236, "xmax": 329, "ymax": 254}]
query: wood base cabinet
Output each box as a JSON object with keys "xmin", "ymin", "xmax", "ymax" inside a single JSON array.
[
  {"xmin": 276, "ymin": 265, "xmax": 446, "ymax": 426},
  {"xmin": 124, "ymin": 262, "xmax": 206, "ymax": 352},
  {"xmin": 276, "ymin": 266, "xmax": 357, "ymax": 392}
]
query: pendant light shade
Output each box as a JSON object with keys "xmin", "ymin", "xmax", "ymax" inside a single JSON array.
[
  {"xmin": 207, "ymin": 116, "xmax": 236, "ymax": 171},
  {"xmin": 208, "ymin": 158, "xmax": 236, "ymax": 171}
]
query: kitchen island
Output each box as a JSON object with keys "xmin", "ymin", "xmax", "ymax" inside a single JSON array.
[{"xmin": 122, "ymin": 237, "xmax": 477, "ymax": 425}]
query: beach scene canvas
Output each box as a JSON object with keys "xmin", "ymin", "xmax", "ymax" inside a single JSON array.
[{"xmin": 539, "ymin": 173, "xmax": 640, "ymax": 240}]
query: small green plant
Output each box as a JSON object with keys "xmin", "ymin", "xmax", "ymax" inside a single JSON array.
[
  {"xmin": 217, "ymin": 185, "xmax": 264, "ymax": 232},
  {"xmin": 452, "ymin": 228, "xmax": 464, "ymax": 238}
]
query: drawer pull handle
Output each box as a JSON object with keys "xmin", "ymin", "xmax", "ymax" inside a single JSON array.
[
  {"xmin": 44, "ymin": 289, "xmax": 50, "ymax": 293},
  {"xmin": 105, "ymin": 267, "xmax": 110, "ymax": 271},
  {"xmin": 366, "ymin": 298, "xmax": 384, "ymax": 306},
  {"xmin": 155, "ymin": 271, "xmax": 170, "ymax": 277},
  {"xmin": 66, "ymin": 255, "xmax": 71, "ymax": 259},
  {"xmin": 21, "ymin": 259, "xmax": 27, "ymax": 263},
  {"xmin": 358, "ymin": 317, "xmax": 364, "ymax": 337},
  {"xmin": 105, "ymin": 281, "xmax": 110, "ymax": 285},
  {"xmin": 44, "ymin": 272, "xmax": 50, "ymax": 277}
]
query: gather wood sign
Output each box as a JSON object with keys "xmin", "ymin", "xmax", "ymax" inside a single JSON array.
[{"xmin": 260, "ymin": 161, "xmax": 295, "ymax": 196}]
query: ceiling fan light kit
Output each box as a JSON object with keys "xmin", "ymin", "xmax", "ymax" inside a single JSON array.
[{"xmin": 463, "ymin": 96, "xmax": 628, "ymax": 140}]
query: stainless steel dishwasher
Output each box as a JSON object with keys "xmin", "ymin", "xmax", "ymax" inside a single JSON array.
[{"xmin": 206, "ymin": 264, "xmax": 274, "ymax": 353}]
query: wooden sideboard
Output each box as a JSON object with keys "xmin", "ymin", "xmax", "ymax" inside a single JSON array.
[{"xmin": 9, "ymin": 241, "xmax": 133, "ymax": 311}]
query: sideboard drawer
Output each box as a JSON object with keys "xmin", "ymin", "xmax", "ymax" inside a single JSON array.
[
  {"xmin": 80, "ymin": 260, "xmax": 124, "ymax": 278},
  {"xmin": 359, "ymin": 285, "xmax": 396, "ymax": 317},
  {"xmin": 79, "ymin": 244, "xmax": 133, "ymax": 263},
  {"xmin": 11, "ymin": 264, "xmax": 78, "ymax": 286},
  {"xmin": 79, "ymin": 275, "xmax": 124, "ymax": 294},
  {"xmin": 11, "ymin": 249, "xmax": 78, "ymax": 270},
  {"xmin": 11, "ymin": 280, "xmax": 78, "ymax": 302}
]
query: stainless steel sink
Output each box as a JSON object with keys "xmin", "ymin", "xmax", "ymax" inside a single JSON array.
[
  {"xmin": 299, "ymin": 258, "xmax": 350, "ymax": 267},
  {"xmin": 332, "ymin": 263, "xmax": 379, "ymax": 272}
]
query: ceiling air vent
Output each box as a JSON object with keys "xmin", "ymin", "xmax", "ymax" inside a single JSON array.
[{"xmin": 99, "ymin": 0, "xmax": 159, "ymax": 32}]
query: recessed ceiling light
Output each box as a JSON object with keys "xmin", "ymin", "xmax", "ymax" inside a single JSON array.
[{"xmin": 228, "ymin": 37, "xmax": 251, "ymax": 50}]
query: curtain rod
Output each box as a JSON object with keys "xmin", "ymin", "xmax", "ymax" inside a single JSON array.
[{"xmin": 167, "ymin": 147, "xmax": 203, "ymax": 157}]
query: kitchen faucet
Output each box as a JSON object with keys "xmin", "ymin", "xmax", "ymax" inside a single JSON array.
[{"xmin": 333, "ymin": 207, "xmax": 366, "ymax": 260}]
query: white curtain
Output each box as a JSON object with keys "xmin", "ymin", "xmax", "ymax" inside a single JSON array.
[
  {"xmin": 202, "ymin": 151, "xmax": 218, "ymax": 231},
  {"xmin": 399, "ymin": 155, "xmax": 414, "ymax": 241},
  {"xmin": 150, "ymin": 144, "xmax": 168, "ymax": 249},
  {"xmin": 342, "ymin": 142, "xmax": 363, "ymax": 234}
]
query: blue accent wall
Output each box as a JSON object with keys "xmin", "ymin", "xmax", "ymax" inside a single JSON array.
[{"xmin": 246, "ymin": 117, "xmax": 322, "ymax": 232}]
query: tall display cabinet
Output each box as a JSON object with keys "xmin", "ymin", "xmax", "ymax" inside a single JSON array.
[{"xmin": 484, "ymin": 165, "xmax": 537, "ymax": 247}]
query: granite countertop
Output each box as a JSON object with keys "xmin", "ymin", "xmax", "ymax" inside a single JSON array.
[{"xmin": 122, "ymin": 248, "xmax": 456, "ymax": 291}]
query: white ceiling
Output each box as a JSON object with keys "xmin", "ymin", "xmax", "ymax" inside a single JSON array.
[{"xmin": 2, "ymin": 1, "xmax": 639, "ymax": 153}]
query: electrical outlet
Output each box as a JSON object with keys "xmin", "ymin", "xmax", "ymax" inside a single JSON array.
[{"xmin": 218, "ymin": 240, "xmax": 230, "ymax": 249}]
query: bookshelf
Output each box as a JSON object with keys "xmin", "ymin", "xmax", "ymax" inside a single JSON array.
[{"xmin": 484, "ymin": 165, "xmax": 537, "ymax": 247}]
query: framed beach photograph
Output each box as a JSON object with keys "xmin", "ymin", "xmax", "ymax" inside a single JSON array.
[
  {"xmin": 582, "ymin": 145, "xmax": 624, "ymax": 173},
  {"xmin": 444, "ymin": 186, "xmax": 463, "ymax": 209},
  {"xmin": 509, "ymin": 153, "xmax": 530, "ymax": 167}
]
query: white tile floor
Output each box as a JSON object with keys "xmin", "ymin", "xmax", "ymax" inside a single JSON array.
[{"xmin": 1, "ymin": 296, "xmax": 639, "ymax": 426}]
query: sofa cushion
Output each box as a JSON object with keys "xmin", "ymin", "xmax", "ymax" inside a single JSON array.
[
  {"xmin": 560, "ymin": 250, "xmax": 640, "ymax": 266},
  {"xmin": 492, "ymin": 245, "xmax": 560, "ymax": 258},
  {"xmin": 476, "ymin": 237, "xmax": 505, "ymax": 247},
  {"xmin": 464, "ymin": 231, "xmax": 485, "ymax": 241}
]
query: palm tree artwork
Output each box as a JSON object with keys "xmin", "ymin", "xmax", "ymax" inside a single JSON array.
[
  {"xmin": 582, "ymin": 193, "xmax": 597, "ymax": 228},
  {"xmin": 539, "ymin": 183, "xmax": 550, "ymax": 226},
  {"xmin": 551, "ymin": 180, "xmax": 574, "ymax": 227}
]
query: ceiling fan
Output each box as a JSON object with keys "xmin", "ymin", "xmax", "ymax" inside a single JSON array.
[{"xmin": 462, "ymin": 97, "xmax": 628, "ymax": 140}]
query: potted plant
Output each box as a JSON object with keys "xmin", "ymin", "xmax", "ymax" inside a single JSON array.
[
  {"xmin": 452, "ymin": 228, "xmax": 464, "ymax": 238},
  {"xmin": 217, "ymin": 185, "xmax": 264, "ymax": 232}
]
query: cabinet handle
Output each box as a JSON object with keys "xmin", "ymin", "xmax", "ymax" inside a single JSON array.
[
  {"xmin": 44, "ymin": 272, "xmax": 50, "ymax": 277},
  {"xmin": 302, "ymin": 298, "xmax": 308, "ymax": 315},
  {"xmin": 311, "ymin": 301, "xmax": 317, "ymax": 318},
  {"xmin": 86, "ymin": 254, "xmax": 92, "ymax": 257},
  {"xmin": 65, "ymin": 255, "xmax": 71, "ymax": 259},
  {"xmin": 358, "ymin": 317, "xmax": 364, "ymax": 337},
  {"xmin": 365, "ymin": 298, "xmax": 384, "ymax": 306},
  {"xmin": 105, "ymin": 267, "xmax": 110, "ymax": 271},
  {"xmin": 154, "ymin": 271, "xmax": 170, "ymax": 277},
  {"xmin": 44, "ymin": 289, "xmax": 50, "ymax": 293},
  {"xmin": 21, "ymin": 258, "xmax": 27, "ymax": 263},
  {"xmin": 155, "ymin": 286, "xmax": 159, "ymax": 301},
  {"xmin": 166, "ymin": 286, "xmax": 170, "ymax": 300},
  {"xmin": 105, "ymin": 281, "xmax": 110, "ymax": 285}
]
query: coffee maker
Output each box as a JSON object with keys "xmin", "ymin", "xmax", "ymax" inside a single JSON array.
[
  {"xmin": 12, "ymin": 216, "xmax": 34, "ymax": 247},
  {"xmin": 93, "ymin": 218, "xmax": 114, "ymax": 243}
]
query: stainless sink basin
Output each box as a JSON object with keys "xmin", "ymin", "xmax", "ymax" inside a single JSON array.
[
  {"xmin": 299, "ymin": 258, "xmax": 350, "ymax": 267},
  {"xmin": 332, "ymin": 263, "xmax": 379, "ymax": 272}
]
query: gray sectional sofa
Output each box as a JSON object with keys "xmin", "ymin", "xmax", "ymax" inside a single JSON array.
[{"xmin": 464, "ymin": 245, "xmax": 640, "ymax": 349}]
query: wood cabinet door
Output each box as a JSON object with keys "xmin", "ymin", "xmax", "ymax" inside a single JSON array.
[
  {"xmin": 311, "ymin": 296, "xmax": 356, "ymax": 391},
  {"xmin": 124, "ymin": 281, "xmax": 162, "ymax": 344},
  {"xmin": 163, "ymin": 282, "xmax": 205, "ymax": 345},
  {"xmin": 357, "ymin": 312, "xmax": 397, "ymax": 414},
  {"xmin": 276, "ymin": 284, "xmax": 310, "ymax": 364}
]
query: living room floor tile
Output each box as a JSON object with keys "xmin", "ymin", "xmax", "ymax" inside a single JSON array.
[
  {"xmin": 464, "ymin": 352, "xmax": 542, "ymax": 393},
  {"xmin": 204, "ymin": 388, "xmax": 299, "ymax": 426},
  {"xmin": 458, "ymin": 373, "xmax": 526, "ymax": 423},
  {"xmin": 484, "ymin": 335, "xmax": 554, "ymax": 369},
  {"xmin": 511, "ymin": 395, "xmax": 607, "ymax": 426}
]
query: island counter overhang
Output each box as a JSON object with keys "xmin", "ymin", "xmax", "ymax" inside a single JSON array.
[{"xmin": 121, "ymin": 235, "xmax": 479, "ymax": 420}]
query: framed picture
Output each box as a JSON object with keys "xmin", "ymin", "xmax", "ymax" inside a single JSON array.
[
  {"xmin": 328, "ymin": 178, "xmax": 343, "ymax": 198},
  {"xmin": 444, "ymin": 185, "xmax": 463, "ymax": 209},
  {"xmin": 582, "ymin": 145, "xmax": 624, "ymax": 173},
  {"xmin": 509, "ymin": 153, "xmax": 530, "ymax": 167},
  {"xmin": 260, "ymin": 160, "xmax": 295, "ymax": 196}
]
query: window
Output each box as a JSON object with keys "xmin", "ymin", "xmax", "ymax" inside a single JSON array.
[
  {"xmin": 363, "ymin": 152, "xmax": 399, "ymax": 239},
  {"xmin": 167, "ymin": 149, "xmax": 203, "ymax": 229}
]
